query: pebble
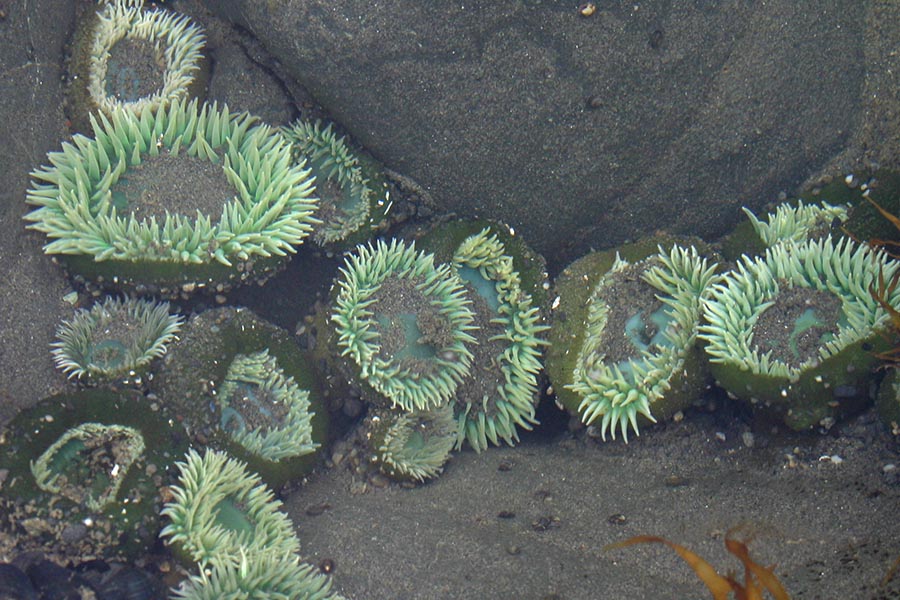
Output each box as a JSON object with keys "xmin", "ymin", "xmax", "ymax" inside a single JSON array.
[
  {"xmin": 60, "ymin": 522, "xmax": 88, "ymax": 544},
  {"xmin": 741, "ymin": 431, "xmax": 755, "ymax": 448}
]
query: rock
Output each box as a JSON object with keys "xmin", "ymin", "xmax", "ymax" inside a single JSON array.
[{"xmin": 202, "ymin": 1, "xmax": 869, "ymax": 269}]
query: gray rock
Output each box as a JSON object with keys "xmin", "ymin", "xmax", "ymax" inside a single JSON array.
[
  {"xmin": 0, "ymin": 0, "xmax": 75, "ymax": 421},
  {"xmin": 202, "ymin": 0, "xmax": 866, "ymax": 269}
]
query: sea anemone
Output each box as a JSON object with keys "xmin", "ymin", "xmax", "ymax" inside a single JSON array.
[
  {"xmin": 160, "ymin": 448, "xmax": 300, "ymax": 566},
  {"xmin": 171, "ymin": 548, "xmax": 344, "ymax": 600},
  {"xmin": 700, "ymin": 235, "xmax": 900, "ymax": 429},
  {"xmin": 25, "ymin": 98, "xmax": 318, "ymax": 294},
  {"xmin": 743, "ymin": 201, "xmax": 848, "ymax": 247},
  {"xmin": 446, "ymin": 227, "xmax": 548, "ymax": 452},
  {"xmin": 0, "ymin": 389, "xmax": 188, "ymax": 559},
  {"xmin": 151, "ymin": 307, "xmax": 329, "ymax": 486},
  {"xmin": 283, "ymin": 118, "xmax": 389, "ymax": 246},
  {"xmin": 85, "ymin": 0, "xmax": 206, "ymax": 118},
  {"xmin": 30, "ymin": 422, "xmax": 145, "ymax": 512},
  {"xmin": 331, "ymin": 238, "xmax": 476, "ymax": 411},
  {"xmin": 367, "ymin": 405, "xmax": 457, "ymax": 482},
  {"xmin": 51, "ymin": 295, "xmax": 182, "ymax": 382},
  {"xmin": 217, "ymin": 349, "xmax": 320, "ymax": 462},
  {"xmin": 566, "ymin": 244, "xmax": 719, "ymax": 441}
]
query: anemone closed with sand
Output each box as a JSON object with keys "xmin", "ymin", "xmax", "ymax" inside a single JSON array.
[
  {"xmin": 331, "ymin": 238, "xmax": 476, "ymax": 411},
  {"xmin": 51, "ymin": 295, "xmax": 182, "ymax": 382},
  {"xmin": 25, "ymin": 98, "xmax": 318, "ymax": 294},
  {"xmin": 700, "ymin": 235, "xmax": 900, "ymax": 429},
  {"xmin": 0, "ymin": 389, "xmax": 188, "ymax": 559},
  {"xmin": 160, "ymin": 448, "xmax": 300, "ymax": 565}
]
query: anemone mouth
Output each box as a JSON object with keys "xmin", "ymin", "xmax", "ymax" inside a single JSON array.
[
  {"xmin": 332, "ymin": 239, "xmax": 476, "ymax": 412},
  {"xmin": 25, "ymin": 98, "xmax": 318, "ymax": 270},
  {"xmin": 700, "ymin": 236, "xmax": 900, "ymax": 380},
  {"xmin": 370, "ymin": 405, "xmax": 457, "ymax": 482},
  {"xmin": 87, "ymin": 0, "xmax": 206, "ymax": 117},
  {"xmin": 217, "ymin": 350, "xmax": 319, "ymax": 462},
  {"xmin": 160, "ymin": 449, "xmax": 300, "ymax": 565},
  {"xmin": 51, "ymin": 296, "xmax": 182, "ymax": 381},
  {"xmin": 568, "ymin": 245, "xmax": 719, "ymax": 442},
  {"xmin": 30, "ymin": 422, "xmax": 145, "ymax": 512},
  {"xmin": 448, "ymin": 228, "xmax": 548, "ymax": 452},
  {"xmin": 283, "ymin": 119, "xmax": 373, "ymax": 245}
]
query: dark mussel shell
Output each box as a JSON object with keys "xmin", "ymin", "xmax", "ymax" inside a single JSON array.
[
  {"xmin": 25, "ymin": 559, "xmax": 97, "ymax": 600},
  {"xmin": 95, "ymin": 566, "xmax": 162, "ymax": 600},
  {"xmin": 0, "ymin": 562, "xmax": 36, "ymax": 600}
]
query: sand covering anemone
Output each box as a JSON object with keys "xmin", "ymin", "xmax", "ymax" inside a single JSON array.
[
  {"xmin": 331, "ymin": 238, "xmax": 476, "ymax": 411},
  {"xmin": 0, "ymin": 389, "xmax": 188, "ymax": 559},
  {"xmin": 25, "ymin": 98, "xmax": 318, "ymax": 291},
  {"xmin": 86, "ymin": 0, "xmax": 206, "ymax": 118},
  {"xmin": 700, "ymin": 235, "xmax": 900, "ymax": 429},
  {"xmin": 51, "ymin": 295, "xmax": 182, "ymax": 381},
  {"xmin": 567, "ymin": 245, "xmax": 719, "ymax": 441},
  {"xmin": 448, "ymin": 227, "xmax": 548, "ymax": 452}
]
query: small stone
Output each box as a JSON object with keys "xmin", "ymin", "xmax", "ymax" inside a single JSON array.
[
  {"xmin": 60, "ymin": 522, "xmax": 88, "ymax": 544},
  {"xmin": 506, "ymin": 545, "xmax": 521, "ymax": 555},
  {"xmin": 305, "ymin": 503, "xmax": 332, "ymax": 516},
  {"xmin": 741, "ymin": 431, "xmax": 755, "ymax": 448}
]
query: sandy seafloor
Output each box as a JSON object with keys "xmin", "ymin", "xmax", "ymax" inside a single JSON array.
[{"xmin": 0, "ymin": 1, "xmax": 899, "ymax": 599}]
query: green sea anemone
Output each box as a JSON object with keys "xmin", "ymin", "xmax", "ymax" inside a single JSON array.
[
  {"xmin": 700, "ymin": 235, "xmax": 900, "ymax": 429},
  {"xmin": 445, "ymin": 227, "xmax": 548, "ymax": 452},
  {"xmin": 31, "ymin": 422, "xmax": 145, "ymax": 512},
  {"xmin": 51, "ymin": 295, "xmax": 182, "ymax": 382},
  {"xmin": 0, "ymin": 389, "xmax": 188, "ymax": 559},
  {"xmin": 367, "ymin": 405, "xmax": 457, "ymax": 482},
  {"xmin": 151, "ymin": 307, "xmax": 329, "ymax": 486},
  {"xmin": 86, "ymin": 0, "xmax": 206, "ymax": 118},
  {"xmin": 283, "ymin": 118, "xmax": 389, "ymax": 246},
  {"xmin": 171, "ymin": 549, "xmax": 344, "ymax": 600},
  {"xmin": 565, "ymin": 244, "xmax": 719, "ymax": 441},
  {"xmin": 160, "ymin": 448, "xmax": 300, "ymax": 566},
  {"xmin": 331, "ymin": 238, "xmax": 477, "ymax": 412},
  {"xmin": 743, "ymin": 201, "xmax": 849, "ymax": 247},
  {"xmin": 218, "ymin": 349, "xmax": 320, "ymax": 462},
  {"xmin": 25, "ymin": 98, "xmax": 318, "ymax": 294}
]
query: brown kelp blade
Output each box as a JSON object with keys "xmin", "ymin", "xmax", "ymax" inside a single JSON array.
[
  {"xmin": 724, "ymin": 535, "xmax": 791, "ymax": 600},
  {"xmin": 607, "ymin": 535, "xmax": 736, "ymax": 600}
]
